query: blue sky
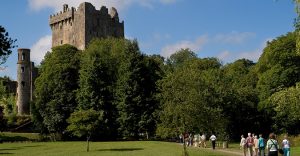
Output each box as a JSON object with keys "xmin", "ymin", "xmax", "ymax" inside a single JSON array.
[{"xmin": 0, "ymin": 0, "xmax": 297, "ymax": 80}]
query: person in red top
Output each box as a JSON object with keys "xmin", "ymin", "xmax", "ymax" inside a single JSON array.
[{"xmin": 246, "ymin": 133, "xmax": 254, "ymax": 156}]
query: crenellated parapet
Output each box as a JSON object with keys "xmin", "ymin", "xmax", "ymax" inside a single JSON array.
[{"xmin": 49, "ymin": 4, "xmax": 75, "ymax": 29}]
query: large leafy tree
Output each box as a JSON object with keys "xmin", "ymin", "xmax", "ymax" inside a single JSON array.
[
  {"xmin": 157, "ymin": 56, "xmax": 227, "ymax": 138},
  {"xmin": 34, "ymin": 45, "xmax": 80, "ymax": 137},
  {"xmin": 0, "ymin": 25, "xmax": 17, "ymax": 65},
  {"xmin": 269, "ymin": 83, "xmax": 300, "ymax": 134},
  {"xmin": 221, "ymin": 59, "xmax": 264, "ymax": 139},
  {"xmin": 77, "ymin": 38, "xmax": 122, "ymax": 138},
  {"xmin": 116, "ymin": 41, "xmax": 163, "ymax": 138},
  {"xmin": 256, "ymin": 32, "xmax": 300, "ymax": 109}
]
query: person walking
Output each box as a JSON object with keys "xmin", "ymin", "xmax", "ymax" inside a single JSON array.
[
  {"xmin": 282, "ymin": 134, "xmax": 290, "ymax": 156},
  {"xmin": 254, "ymin": 135, "xmax": 259, "ymax": 156},
  {"xmin": 267, "ymin": 133, "xmax": 278, "ymax": 156},
  {"xmin": 210, "ymin": 134, "xmax": 217, "ymax": 150},
  {"xmin": 258, "ymin": 134, "xmax": 265, "ymax": 156},
  {"xmin": 240, "ymin": 135, "xmax": 247, "ymax": 156},
  {"xmin": 246, "ymin": 133, "xmax": 254, "ymax": 156},
  {"xmin": 179, "ymin": 133, "xmax": 183, "ymax": 144},
  {"xmin": 201, "ymin": 134, "xmax": 207, "ymax": 148}
]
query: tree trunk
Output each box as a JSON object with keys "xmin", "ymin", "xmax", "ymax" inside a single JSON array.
[
  {"xmin": 146, "ymin": 131, "xmax": 149, "ymax": 140},
  {"xmin": 87, "ymin": 135, "xmax": 90, "ymax": 152}
]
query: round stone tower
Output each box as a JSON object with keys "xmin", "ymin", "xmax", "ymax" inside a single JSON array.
[{"xmin": 17, "ymin": 48, "xmax": 31, "ymax": 115}]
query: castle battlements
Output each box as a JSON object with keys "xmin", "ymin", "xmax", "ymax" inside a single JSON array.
[
  {"xmin": 49, "ymin": 2, "xmax": 124, "ymax": 50},
  {"xmin": 49, "ymin": 5, "xmax": 76, "ymax": 26}
]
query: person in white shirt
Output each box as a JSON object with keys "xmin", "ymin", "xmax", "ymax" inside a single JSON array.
[
  {"xmin": 201, "ymin": 134, "xmax": 206, "ymax": 148},
  {"xmin": 240, "ymin": 135, "xmax": 247, "ymax": 156},
  {"xmin": 267, "ymin": 133, "xmax": 278, "ymax": 156},
  {"xmin": 210, "ymin": 134, "xmax": 217, "ymax": 150},
  {"xmin": 282, "ymin": 134, "xmax": 290, "ymax": 156}
]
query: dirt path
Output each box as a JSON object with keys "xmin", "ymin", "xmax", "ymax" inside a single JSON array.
[{"xmin": 215, "ymin": 149, "xmax": 243, "ymax": 156}]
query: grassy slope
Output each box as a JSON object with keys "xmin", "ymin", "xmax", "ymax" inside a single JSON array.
[{"xmin": 0, "ymin": 141, "xmax": 233, "ymax": 156}]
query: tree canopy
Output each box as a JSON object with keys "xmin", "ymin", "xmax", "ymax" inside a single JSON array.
[
  {"xmin": 34, "ymin": 44, "xmax": 80, "ymax": 137},
  {"xmin": 0, "ymin": 25, "xmax": 17, "ymax": 65}
]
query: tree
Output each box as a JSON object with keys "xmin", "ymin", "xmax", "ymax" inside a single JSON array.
[
  {"xmin": 221, "ymin": 59, "xmax": 265, "ymax": 139},
  {"xmin": 256, "ymin": 32, "xmax": 300, "ymax": 109},
  {"xmin": 165, "ymin": 48, "xmax": 197, "ymax": 72},
  {"xmin": 269, "ymin": 83, "xmax": 300, "ymax": 134},
  {"xmin": 77, "ymin": 38, "xmax": 123, "ymax": 138},
  {"xmin": 67, "ymin": 109, "xmax": 103, "ymax": 152},
  {"xmin": 34, "ymin": 44, "xmax": 80, "ymax": 138},
  {"xmin": 0, "ymin": 25, "xmax": 17, "ymax": 65},
  {"xmin": 157, "ymin": 57, "xmax": 227, "ymax": 138},
  {"xmin": 116, "ymin": 41, "xmax": 162, "ymax": 138}
]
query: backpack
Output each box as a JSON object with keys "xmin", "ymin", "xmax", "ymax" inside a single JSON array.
[
  {"xmin": 247, "ymin": 137, "xmax": 254, "ymax": 146},
  {"xmin": 258, "ymin": 138, "xmax": 264, "ymax": 148}
]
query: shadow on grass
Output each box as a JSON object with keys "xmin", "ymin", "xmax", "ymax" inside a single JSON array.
[
  {"xmin": 97, "ymin": 148, "xmax": 144, "ymax": 152},
  {"xmin": 0, "ymin": 153, "xmax": 13, "ymax": 155},
  {"xmin": 0, "ymin": 136, "xmax": 31, "ymax": 142},
  {"xmin": 20, "ymin": 145, "xmax": 43, "ymax": 148}
]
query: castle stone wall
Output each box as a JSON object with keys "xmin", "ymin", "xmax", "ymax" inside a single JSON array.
[{"xmin": 50, "ymin": 2, "xmax": 124, "ymax": 50}]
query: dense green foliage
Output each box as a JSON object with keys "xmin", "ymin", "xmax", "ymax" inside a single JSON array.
[
  {"xmin": 67, "ymin": 109, "xmax": 103, "ymax": 152},
  {"xmin": 115, "ymin": 41, "xmax": 162, "ymax": 138},
  {"xmin": 30, "ymin": 32, "xmax": 300, "ymax": 141},
  {"xmin": 157, "ymin": 56, "xmax": 226, "ymax": 138},
  {"xmin": 33, "ymin": 45, "xmax": 80, "ymax": 136},
  {"xmin": 0, "ymin": 25, "xmax": 17, "ymax": 65},
  {"xmin": 255, "ymin": 32, "xmax": 300, "ymax": 134},
  {"xmin": 0, "ymin": 105, "xmax": 6, "ymax": 132},
  {"xmin": 77, "ymin": 39, "xmax": 121, "ymax": 138},
  {"xmin": 269, "ymin": 83, "xmax": 300, "ymax": 134}
]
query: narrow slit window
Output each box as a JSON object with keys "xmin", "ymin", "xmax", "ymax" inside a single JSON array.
[
  {"xmin": 21, "ymin": 81, "xmax": 25, "ymax": 87},
  {"xmin": 21, "ymin": 67, "xmax": 25, "ymax": 73},
  {"xmin": 22, "ymin": 53, "xmax": 25, "ymax": 61}
]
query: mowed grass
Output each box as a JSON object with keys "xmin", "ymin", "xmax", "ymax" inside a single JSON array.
[{"xmin": 0, "ymin": 141, "xmax": 235, "ymax": 156}]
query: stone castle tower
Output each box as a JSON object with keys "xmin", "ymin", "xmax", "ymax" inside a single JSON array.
[
  {"xmin": 49, "ymin": 2, "xmax": 124, "ymax": 50},
  {"xmin": 16, "ymin": 2, "xmax": 125, "ymax": 115},
  {"xmin": 16, "ymin": 49, "xmax": 37, "ymax": 115}
]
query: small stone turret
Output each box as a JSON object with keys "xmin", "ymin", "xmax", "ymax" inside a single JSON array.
[
  {"xmin": 16, "ymin": 49, "xmax": 37, "ymax": 115},
  {"xmin": 16, "ymin": 49, "xmax": 31, "ymax": 115}
]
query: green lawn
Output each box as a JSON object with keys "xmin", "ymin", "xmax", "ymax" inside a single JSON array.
[{"xmin": 0, "ymin": 141, "xmax": 236, "ymax": 156}]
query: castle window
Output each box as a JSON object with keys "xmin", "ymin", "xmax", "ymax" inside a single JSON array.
[
  {"xmin": 21, "ymin": 53, "xmax": 25, "ymax": 61},
  {"xmin": 21, "ymin": 67, "xmax": 25, "ymax": 73},
  {"xmin": 21, "ymin": 81, "xmax": 25, "ymax": 87},
  {"xmin": 61, "ymin": 40, "xmax": 63, "ymax": 44}
]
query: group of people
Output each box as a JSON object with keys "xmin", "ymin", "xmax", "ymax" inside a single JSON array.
[
  {"xmin": 179, "ymin": 133, "xmax": 217, "ymax": 149},
  {"xmin": 240, "ymin": 132, "xmax": 290, "ymax": 156}
]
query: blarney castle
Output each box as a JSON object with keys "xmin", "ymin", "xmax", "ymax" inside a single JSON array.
[{"xmin": 16, "ymin": 2, "xmax": 124, "ymax": 115}]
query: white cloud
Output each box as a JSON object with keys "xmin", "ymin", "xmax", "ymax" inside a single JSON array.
[
  {"xmin": 30, "ymin": 35, "xmax": 52, "ymax": 65},
  {"xmin": 217, "ymin": 38, "xmax": 273, "ymax": 63},
  {"xmin": 237, "ymin": 49, "xmax": 262, "ymax": 62},
  {"xmin": 28, "ymin": 0, "xmax": 178, "ymax": 12},
  {"xmin": 161, "ymin": 36, "xmax": 208, "ymax": 58},
  {"xmin": 217, "ymin": 50, "xmax": 231, "ymax": 61},
  {"xmin": 214, "ymin": 31, "xmax": 256, "ymax": 44}
]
